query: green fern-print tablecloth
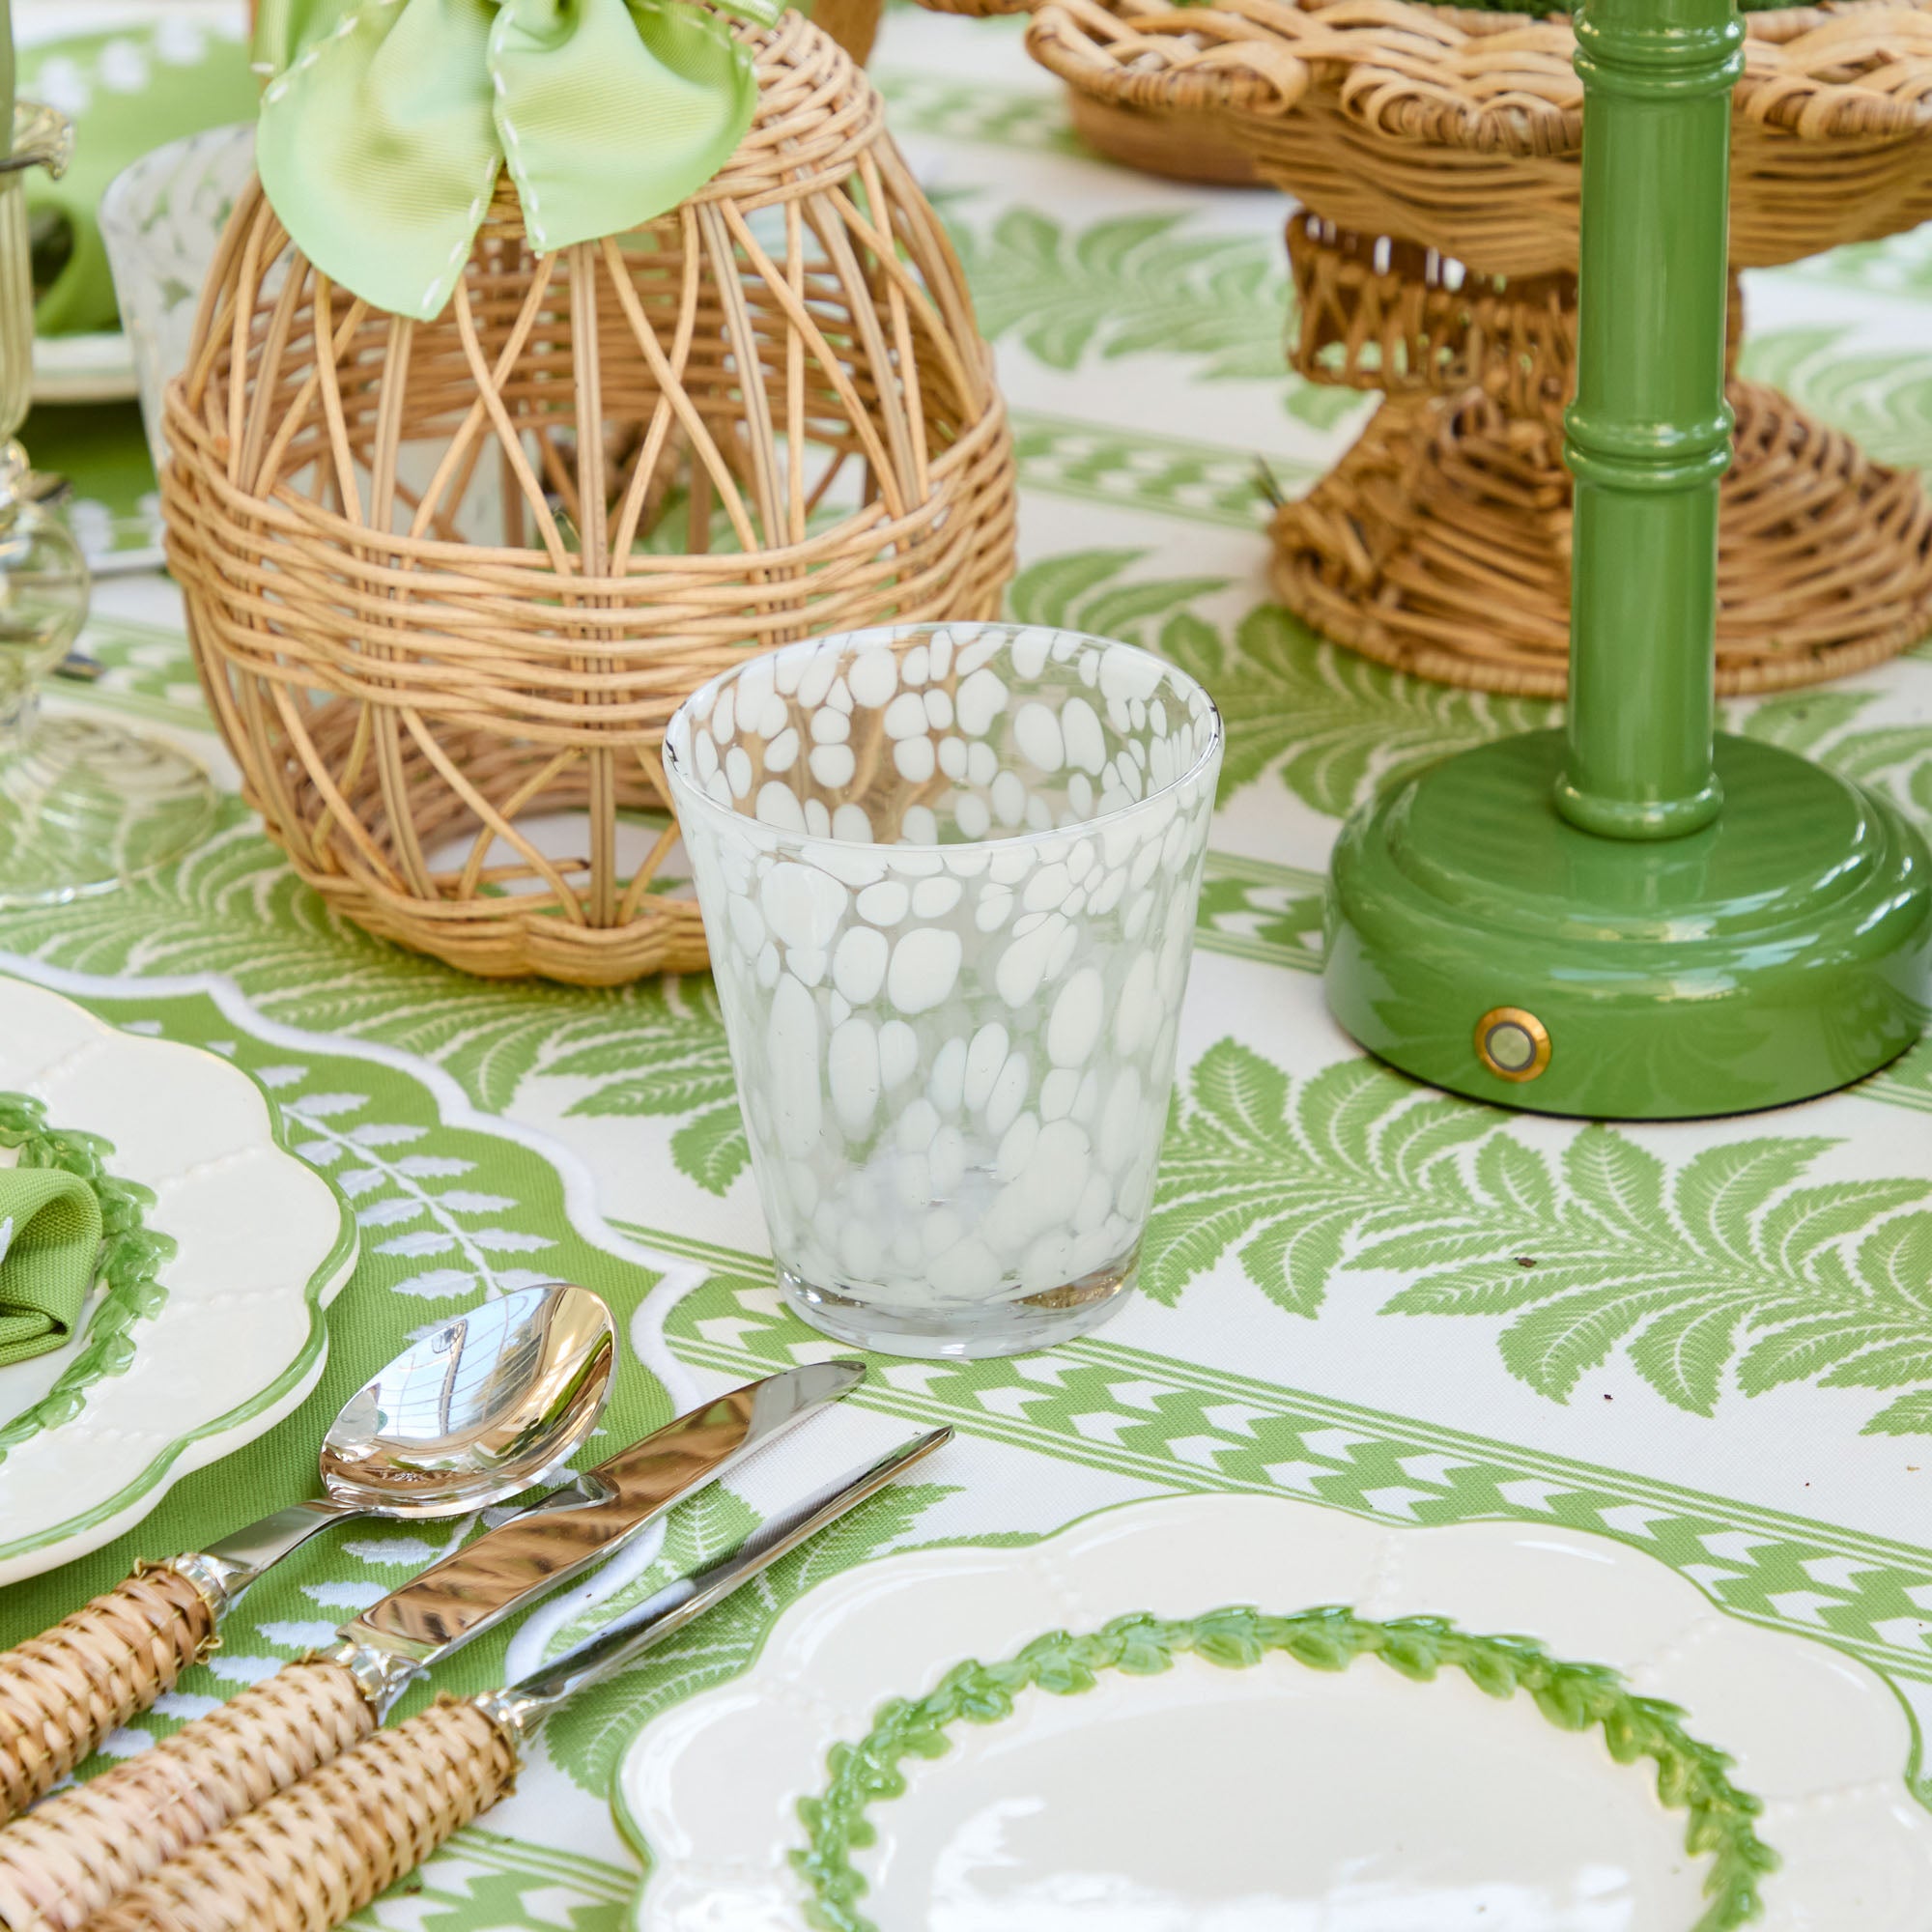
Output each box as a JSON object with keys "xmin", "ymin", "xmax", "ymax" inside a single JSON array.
[{"xmin": 11, "ymin": 10, "xmax": 1932, "ymax": 1925}]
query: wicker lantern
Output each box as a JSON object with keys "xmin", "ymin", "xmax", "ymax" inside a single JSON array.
[{"xmin": 163, "ymin": 14, "xmax": 1015, "ymax": 984}]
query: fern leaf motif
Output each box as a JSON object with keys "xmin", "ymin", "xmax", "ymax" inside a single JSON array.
[{"xmin": 1150, "ymin": 1042, "xmax": 1932, "ymax": 1431}]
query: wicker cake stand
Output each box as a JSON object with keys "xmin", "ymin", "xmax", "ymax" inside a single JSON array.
[
  {"xmin": 918, "ymin": 0, "xmax": 1264, "ymax": 181},
  {"xmin": 1027, "ymin": 0, "xmax": 1932, "ymax": 695}
]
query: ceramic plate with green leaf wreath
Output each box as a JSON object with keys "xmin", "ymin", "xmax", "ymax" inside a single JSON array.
[
  {"xmin": 0, "ymin": 975, "xmax": 356, "ymax": 1583},
  {"xmin": 615, "ymin": 1492, "xmax": 1932, "ymax": 1929}
]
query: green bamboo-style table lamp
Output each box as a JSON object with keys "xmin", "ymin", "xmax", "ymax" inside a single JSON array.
[{"xmin": 1325, "ymin": 0, "xmax": 1932, "ymax": 1120}]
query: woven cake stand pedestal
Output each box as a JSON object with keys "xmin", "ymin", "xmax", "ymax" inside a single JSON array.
[
  {"xmin": 1029, "ymin": 0, "xmax": 1932, "ymax": 695},
  {"xmin": 1275, "ymin": 223, "xmax": 1932, "ymax": 696}
]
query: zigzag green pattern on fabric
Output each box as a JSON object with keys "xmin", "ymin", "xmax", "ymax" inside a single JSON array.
[
  {"xmin": 789, "ymin": 1605, "xmax": 1778, "ymax": 1932},
  {"xmin": 638, "ymin": 1251, "xmax": 1932, "ymax": 1735},
  {"xmin": 0, "ymin": 1092, "xmax": 175, "ymax": 1461}
]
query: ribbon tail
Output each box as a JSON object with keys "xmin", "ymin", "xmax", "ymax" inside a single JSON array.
[
  {"xmin": 256, "ymin": 0, "xmax": 504, "ymax": 323},
  {"xmin": 716, "ymin": 0, "xmax": 785, "ymax": 28},
  {"xmin": 491, "ymin": 0, "xmax": 758, "ymax": 256}
]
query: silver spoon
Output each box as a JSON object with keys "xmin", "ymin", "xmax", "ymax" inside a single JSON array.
[
  {"xmin": 172, "ymin": 1279, "xmax": 617, "ymax": 1602},
  {"xmin": 0, "ymin": 1281, "xmax": 615, "ymax": 1823}
]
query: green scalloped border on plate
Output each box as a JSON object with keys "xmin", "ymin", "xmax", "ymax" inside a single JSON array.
[
  {"xmin": 0, "ymin": 1090, "xmax": 178, "ymax": 1460},
  {"xmin": 790, "ymin": 1604, "xmax": 1780, "ymax": 1932},
  {"xmin": 0, "ymin": 997, "xmax": 359, "ymax": 1572}
]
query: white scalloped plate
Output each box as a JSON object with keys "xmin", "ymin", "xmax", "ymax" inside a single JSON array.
[
  {"xmin": 615, "ymin": 1492, "xmax": 1932, "ymax": 1931},
  {"xmin": 0, "ymin": 977, "xmax": 356, "ymax": 1584}
]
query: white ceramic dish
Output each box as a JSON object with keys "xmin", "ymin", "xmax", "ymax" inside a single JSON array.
[
  {"xmin": 616, "ymin": 1492, "xmax": 1932, "ymax": 1931},
  {"xmin": 0, "ymin": 977, "xmax": 356, "ymax": 1584}
]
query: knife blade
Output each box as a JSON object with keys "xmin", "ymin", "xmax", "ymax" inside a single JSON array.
[
  {"xmin": 324, "ymin": 1357, "xmax": 864, "ymax": 1708},
  {"xmin": 479, "ymin": 1426, "xmax": 953, "ymax": 1740}
]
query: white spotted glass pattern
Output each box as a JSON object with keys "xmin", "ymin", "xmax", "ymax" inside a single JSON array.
[{"xmin": 664, "ymin": 622, "xmax": 1223, "ymax": 1358}]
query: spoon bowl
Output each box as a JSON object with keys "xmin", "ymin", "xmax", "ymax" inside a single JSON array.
[{"xmin": 319, "ymin": 1284, "xmax": 616, "ymax": 1516}]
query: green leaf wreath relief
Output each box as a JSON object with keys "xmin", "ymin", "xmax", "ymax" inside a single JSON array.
[
  {"xmin": 1150, "ymin": 1041, "xmax": 1932, "ymax": 1432},
  {"xmin": 791, "ymin": 1606, "xmax": 1776, "ymax": 1932},
  {"xmin": 950, "ymin": 210, "xmax": 1286, "ymax": 384},
  {"xmin": 0, "ymin": 1093, "xmax": 176, "ymax": 1461}
]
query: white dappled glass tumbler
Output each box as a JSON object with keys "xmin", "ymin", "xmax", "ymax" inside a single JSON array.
[{"xmin": 665, "ymin": 621, "xmax": 1223, "ymax": 1359}]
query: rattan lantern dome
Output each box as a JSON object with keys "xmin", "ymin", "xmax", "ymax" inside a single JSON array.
[{"xmin": 162, "ymin": 14, "xmax": 1015, "ymax": 984}]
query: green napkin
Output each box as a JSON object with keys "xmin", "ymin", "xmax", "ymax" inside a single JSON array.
[
  {"xmin": 17, "ymin": 23, "xmax": 260, "ymax": 337},
  {"xmin": 0, "ymin": 1164, "xmax": 103, "ymax": 1368}
]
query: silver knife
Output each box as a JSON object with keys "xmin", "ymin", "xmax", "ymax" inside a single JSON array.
[
  {"xmin": 480, "ymin": 1426, "xmax": 953, "ymax": 1745},
  {"xmin": 321, "ymin": 1356, "xmax": 865, "ymax": 1710}
]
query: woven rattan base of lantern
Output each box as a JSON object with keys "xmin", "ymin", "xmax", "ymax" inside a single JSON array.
[
  {"xmin": 1271, "ymin": 381, "xmax": 1932, "ymax": 698},
  {"xmin": 265, "ymin": 704, "xmax": 717, "ymax": 983},
  {"xmin": 165, "ymin": 15, "xmax": 1015, "ymax": 984}
]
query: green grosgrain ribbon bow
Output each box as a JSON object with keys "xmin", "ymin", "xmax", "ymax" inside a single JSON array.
[
  {"xmin": 252, "ymin": 0, "xmax": 781, "ymax": 324},
  {"xmin": 0, "ymin": 1166, "xmax": 102, "ymax": 1370}
]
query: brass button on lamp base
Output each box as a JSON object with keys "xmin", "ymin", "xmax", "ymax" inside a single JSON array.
[
  {"xmin": 1326, "ymin": 733, "xmax": 1931, "ymax": 1120},
  {"xmin": 1475, "ymin": 1009, "xmax": 1550, "ymax": 1083}
]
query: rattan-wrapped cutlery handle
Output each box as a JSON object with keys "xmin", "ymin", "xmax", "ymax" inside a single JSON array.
[
  {"xmin": 80, "ymin": 1699, "xmax": 517, "ymax": 1932},
  {"xmin": 0, "ymin": 1658, "xmax": 374, "ymax": 1932},
  {"xmin": 0, "ymin": 1569, "xmax": 218, "ymax": 1828}
]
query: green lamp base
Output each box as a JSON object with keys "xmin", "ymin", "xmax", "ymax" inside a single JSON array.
[{"xmin": 1325, "ymin": 730, "xmax": 1932, "ymax": 1119}]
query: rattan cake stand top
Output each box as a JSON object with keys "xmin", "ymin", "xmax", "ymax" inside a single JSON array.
[{"xmin": 1022, "ymin": 0, "xmax": 1932, "ymax": 273}]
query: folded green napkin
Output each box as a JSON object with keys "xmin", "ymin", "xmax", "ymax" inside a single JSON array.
[
  {"xmin": 0, "ymin": 1164, "xmax": 103, "ymax": 1368},
  {"xmin": 18, "ymin": 23, "xmax": 259, "ymax": 337}
]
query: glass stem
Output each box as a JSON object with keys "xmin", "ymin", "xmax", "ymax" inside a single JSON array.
[{"xmin": 0, "ymin": 681, "xmax": 37, "ymax": 768}]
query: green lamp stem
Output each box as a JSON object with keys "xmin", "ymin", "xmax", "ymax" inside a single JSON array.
[
  {"xmin": 1322, "ymin": 0, "xmax": 1930, "ymax": 1116},
  {"xmin": 1556, "ymin": 0, "xmax": 1744, "ymax": 841}
]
